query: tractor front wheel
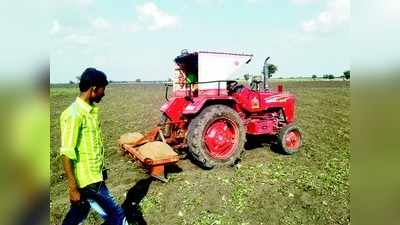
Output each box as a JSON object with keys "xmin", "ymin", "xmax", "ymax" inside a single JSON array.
[
  {"xmin": 277, "ymin": 124, "xmax": 302, "ymax": 155},
  {"xmin": 187, "ymin": 105, "xmax": 245, "ymax": 169}
]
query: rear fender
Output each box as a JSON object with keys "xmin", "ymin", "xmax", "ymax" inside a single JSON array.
[
  {"xmin": 160, "ymin": 97, "xmax": 189, "ymax": 121},
  {"xmin": 182, "ymin": 97, "xmax": 236, "ymax": 115}
]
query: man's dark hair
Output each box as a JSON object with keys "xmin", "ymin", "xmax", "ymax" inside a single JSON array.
[{"xmin": 79, "ymin": 68, "xmax": 109, "ymax": 92}]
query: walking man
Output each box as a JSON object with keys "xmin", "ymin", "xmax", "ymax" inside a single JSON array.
[{"xmin": 61, "ymin": 68, "xmax": 128, "ymax": 225}]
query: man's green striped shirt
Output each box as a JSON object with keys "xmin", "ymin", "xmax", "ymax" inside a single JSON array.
[{"xmin": 60, "ymin": 97, "xmax": 104, "ymax": 188}]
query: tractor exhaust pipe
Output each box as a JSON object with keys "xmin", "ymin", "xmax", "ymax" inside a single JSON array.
[{"xmin": 262, "ymin": 57, "xmax": 270, "ymax": 90}]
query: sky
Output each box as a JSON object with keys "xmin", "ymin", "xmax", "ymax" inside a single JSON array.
[{"xmin": 49, "ymin": 0, "xmax": 351, "ymax": 83}]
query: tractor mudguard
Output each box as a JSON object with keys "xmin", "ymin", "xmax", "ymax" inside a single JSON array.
[
  {"xmin": 182, "ymin": 96, "xmax": 236, "ymax": 115},
  {"xmin": 160, "ymin": 97, "xmax": 189, "ymax": 121}
]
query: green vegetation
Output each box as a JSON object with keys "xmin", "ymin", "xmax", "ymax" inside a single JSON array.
[
  {"xmin": 322, "ymin": 74, "xmax": 335, "ymax": 80},
  {"xmin": 50, "ymin": 81, "xmax": 350, "ymax": 225},
  {"xmin": 268, "ymin": 64, "xmax": 278, "ymax": 78},
  {"xmin": 344, "ymin": 70, "xmax": 350, "ymax": 80}
]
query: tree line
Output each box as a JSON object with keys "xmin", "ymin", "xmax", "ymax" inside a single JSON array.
[
  {"xmin": 68, "ymin": 66, "xmax": 350, "ymax": 84},
  {"xmin": 312, "ymin": 70, "xmax": 350, "ymax": 80},
  {"xmin": 265, "ymin": 64, "xmax": 350, "ymax": 80}
]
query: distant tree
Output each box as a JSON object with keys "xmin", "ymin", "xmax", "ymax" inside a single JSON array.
[
  {"xmin": 322, "ymin": 74, "xmax": 329, "ymax": 79},
  {"xmin": 328, "ymin": 74, "xmax": 335, "ymax": 80},
  {"xmin": 69, "ymin": 80, "xmax": 74, "ymax": 84},
  {"xmin": 167, "ymin": 78, "xmax": 172, "ymax": 82},
  {"xmin": 268, "ymin": 64, "xmax": 278, "ymax": 78},
  {"xmin": 109, "ymin": 80, "xmax": 113, "ymax": 83},
  {"xmin": 135, "ymin": 78, "xmax": 141, "ymax": 83},
  {"xmin": 312, "ymin": 75, "xmax": 317, "ymax": 80},
  {"xmin": 344, "ymin": 70, "xmax": 350, "ymax": 80},
  {"xmin": 76, "ymin": 76, "xmax": 81, "ymax": 82}
]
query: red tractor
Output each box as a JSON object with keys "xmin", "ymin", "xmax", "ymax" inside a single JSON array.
[{"xmin": 121, "ymin": 50, "xmax": 302, "ymax": 177}]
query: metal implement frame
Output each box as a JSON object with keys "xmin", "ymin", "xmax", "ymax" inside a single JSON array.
[{"xmin": 120, "ymin": 127, "xmax": 181, "ymax": 182}]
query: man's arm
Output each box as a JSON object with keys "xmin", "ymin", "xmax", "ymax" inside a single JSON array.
[
  {"xmin": 63, "ymin": 156, "xmax": 80, "ymax": 203},
  {"xmin": 60, "ymin": 112, "xmax": 82, "ymax": 203}
]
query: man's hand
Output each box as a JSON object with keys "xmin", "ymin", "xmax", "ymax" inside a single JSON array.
[
  {"xmin": 69, "ymin": 187, "xmax": 81, "ymax": 203},
  {"xmin": 63, "ymin": 156, "xmax": 81, "ymax": 204}
]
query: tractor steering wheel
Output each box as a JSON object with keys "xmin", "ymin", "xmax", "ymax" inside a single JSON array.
[{"xmin": 228, "ymin": 81, "xmax": 244, "ymax": 93}]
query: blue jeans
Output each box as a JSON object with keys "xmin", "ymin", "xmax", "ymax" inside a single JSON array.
[{"xmin": 62, "ymin": 182, "xmax": 128, "ymax": 225}]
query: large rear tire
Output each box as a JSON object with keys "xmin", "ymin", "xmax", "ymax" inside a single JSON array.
[{"xmin": 187, "ymin": 105, "xmax": 246, "ymax": 169}]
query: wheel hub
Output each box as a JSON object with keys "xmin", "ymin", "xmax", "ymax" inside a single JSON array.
[
  {"xmin": 204, "ymin": 118, "xmax": 238, "ymax": 159},
  {"xmin": 285, "ymin": 130, "xmax": 301, "ymax": 150}
]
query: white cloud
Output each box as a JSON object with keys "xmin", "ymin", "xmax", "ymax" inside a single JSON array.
[
  {"xmin": 64, "ymin": 34, "xmax": 95, "ymax": 45},
  {"xmin": 301, "ymin": 0, "xmax": 350, "ymax": 33},
  {"xmin": 50, "ymin": 20, "xmax": 61, "ymax": 35},
  {"xmin": 135, "ymin": 2, "xmax": 178, "ymax": 31},
  {"xmin": 90, "ymin": 17, "xmax": 112, "ymax": 31},
  {"xmin": 124, "ymin": 23, "xmax": 142, "ymax": 33},
  {"xmin": 302, "ymin": 20, "xmax": 317, "ymax": 32},
  {"xmin": 291, "ymin": 0, "xmax": 320, "ymax": 5},
  {"xmin": 383, "ymin": 0, "xmax": 400, "ymax": 21}
]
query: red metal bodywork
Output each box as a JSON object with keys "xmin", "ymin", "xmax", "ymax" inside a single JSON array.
[
  {"xmin": 160, "ymin": 89, "xmax": 236, "ymax": 120},
  {"xmin": 160, "ymin": 85, "xmax": 296, "ymax": 139},
  {"xmin": 160, "ymin": 97, "xmax": 188, "ymax": 122}
]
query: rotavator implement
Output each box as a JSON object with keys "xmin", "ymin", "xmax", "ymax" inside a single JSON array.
[{"xmin": 120, "ymin": 50, "xmax": 302, "ymax": 180}]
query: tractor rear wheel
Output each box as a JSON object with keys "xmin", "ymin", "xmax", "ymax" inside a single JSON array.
[
  {"xmin": 277, "ymin": 124, "xmax": 302, "ymax": 155},
  {"xmin": 187, "ymin": 105, "xmax": 245, "ymax": 169}
]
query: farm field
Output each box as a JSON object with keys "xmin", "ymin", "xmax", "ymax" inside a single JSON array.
[{"xmin": 50, "ymin": 81, "xmax": 350, "ymax": 225}]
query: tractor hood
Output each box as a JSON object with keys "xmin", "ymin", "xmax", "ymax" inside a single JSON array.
[{"xmin": 174, "ymin": 51, "xmax": 253, "ymax": 90}]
